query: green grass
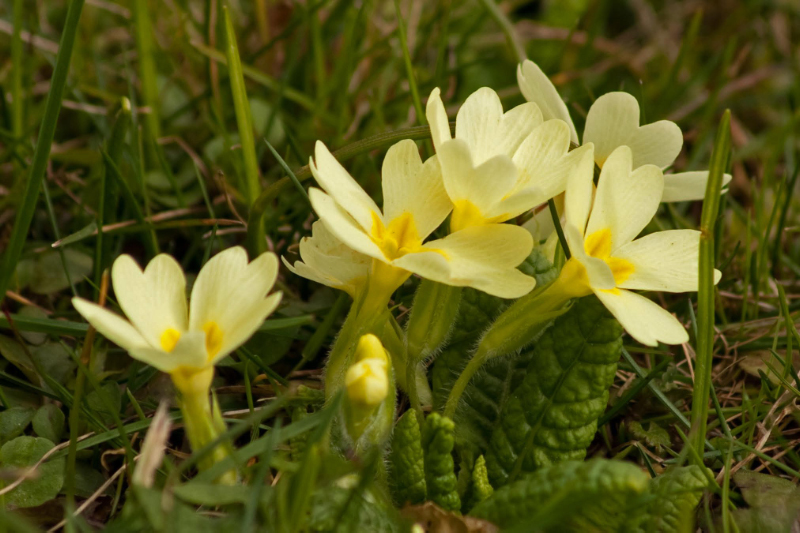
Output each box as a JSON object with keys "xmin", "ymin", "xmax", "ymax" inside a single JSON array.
[{"xmin": 0, "ymin": 0, "xmax": 798, "ymax": 530}]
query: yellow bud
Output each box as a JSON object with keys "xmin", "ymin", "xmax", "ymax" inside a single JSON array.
[
  {"xmin": 354, "ymin": 333, "xmax": 388, "ymax": 364},
  {"xmin": 345, "ymin": 358, "xmax": 389, "ymax": 407}
]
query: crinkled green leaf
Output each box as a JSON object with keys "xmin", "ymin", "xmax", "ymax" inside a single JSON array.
[
  {"xmin": 623, "ymin": 465, "xmax": 710, "ymax": 533},
  {"xmin": 31, "ymin": 404, "xmax": 65, "ymax": 443},
  {"xmin": 15, "ymin": 249, "xmax": 93, "ymax": 294},
  {"xmin": 471, "ymin": 459, "xmax": 649, "ymax": 531},
  {"xmin": 485, "ymin": 295, "xmax": 623, "ymax": 487},
  {"xmin": 307, "ymin": 485, "xmax": 402, "ymax": 532},
  {"xmin": 0, "ymin": 407, "xmax": 35, "ymax": 444},
  {"xmin": 628, "ymin": 420, "xmax": 671, "ymax": 451},
  {"xmin": 463, "ymin": 455, "xmax": 493, "ymax": 513},
  {"xmin": 423, "ymin": 413, "xmax": 461, "ymax": 512},
  {"xmin": 0, "ymin": 436, "xmax": 65, "ymax": 508},
  {"xmin": 727, "ymin": 470, "xmax": 800, "ymax": 533},
  {"xmin": 389, "ymin": 410, "xmax": 426, "ymax": 506}
]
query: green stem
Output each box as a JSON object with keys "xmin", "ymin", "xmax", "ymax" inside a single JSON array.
[
  {"xmin": 180, "ymin": 384, "xmax": 235, "ymax": 484},
  {"xmin": 442, "ymin": 281, "xmax": 570, "ymax": 419},
  {"xmin": 443, "ymin": 345, "xmax": 489, "ymax": 420},
  {"xmin": 689, "ymin": 110, "xmax": 730, "ymax": 456}
]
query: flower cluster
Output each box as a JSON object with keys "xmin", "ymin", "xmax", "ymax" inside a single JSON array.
[{"xmin": 287, "ymin": 58, "xmax": 723, "ymax": 353}]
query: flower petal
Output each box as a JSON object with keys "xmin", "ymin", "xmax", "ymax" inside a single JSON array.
[
  {"xmin": 72, "ymin": 297, "xmax": 150, "ymax": 353},
  {"xmin": 381, "ymin": 140, "xmax": 451, "ymax": 238},
  {"xmin": 426, "ymin": 87, "xmax": 452, "ymax": 152},
  {"xmin": 438, "ymin": 139, "xmax": 518, "ymax": 215},
  {"xmin": 189, "ymin": 248, "xmax": 281, "ymax": 356},
  {"xmin": 564, "ymin": 224, "xmax": 616, "ymax": 290},
  {"xmin": 562, "ymin": 144, "xmax": 596, "ymax": 235},
  {"xmin": 614, "ymin": 230, "xmax": 701, "ymax": 293},
  {"xmin": 209, "ymin": 292, "xmax": 283, "ymax": 365},
  {"xmin": 129, "ymin": 331, "xmax": 208, "ymax": 373},
  {"xmin": 111, "ymin": 254, "xmax": 188, "ymax": 348},
  {"xmin": 661, "ymin": 171, "xmax": 733, "ymax": 202},
  {"xmin": 511, "ymin": 119, "xmax": 572, "ymax": 196},
  {"xmin": 309, "ymin": 188, "xmax": 385, "ymax": 260},
  {"xmin": 594, "ymin": 289, "xmax": 689, "ymax": 346},
  {"xmin": 583, "ymin": 92, "xmax": 683, "ymax": 169},
  {"xmin": 310, "ymin": 141, "xmax": 382, "ymax": 231},
  {"xmin": 393, "ymin": 224, "xmax": 536, "ymax": 298},
  {"xmin": 586, "ymin": 146, "xmax": 664, "ymax": 250},
  {"xmin": 283, "ymin": 221, "xmax": 370, "ymax": 297},
  {"xmin": 491, "ymin": 187, "xmax": 544, "ymax": 221},
  {"xmin": 517, "ymin": 60, "xmax": 578, "ymax": 144},
  {"xmin": 454, "ymin": 87, "xmax": 504, "ymax": 165}
]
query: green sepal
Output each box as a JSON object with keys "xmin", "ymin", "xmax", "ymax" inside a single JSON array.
[
  {"xmin": 471, "ymin": 459, "xmax": 649, "ymax": 531},
  {"xmin": 623, "ymin": 465, "xmax": 711, "ymax": 533},
  {"xmin": 388, "ymin": 410, "xmax": 426, "ymax": 506},
  {"xmin": 485, "ymin": 295, "xmax": 622, "ymax": 487},
  {"xmin": 406, "ymin": 280, "xmax": 462, "ymax": 361},
  {"xmin": 422, "ymin": 413, "xmax": 461, "ymax": 512}
]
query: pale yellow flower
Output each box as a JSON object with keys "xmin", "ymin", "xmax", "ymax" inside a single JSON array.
[
  {"xmin": 553, "ymin": 145, "xmax": 721, "ymax": 346},
  {"xmin": 517, "ymin": 59, "xmax": 732, "ymax": 202},
  {"xmin": 282, "ymin": 221, "xmax": 371, "ymax": 299},
  {"xmin": 425, "ymin": 86, "xmax": 593, "ymax": 231},
  {"xmin": 308, "ymin": 139, "xmax": 535, "ymax": 299},
  {"xmin": 72, "ymin": 247, "xmax": 282, "ymax": 384}
]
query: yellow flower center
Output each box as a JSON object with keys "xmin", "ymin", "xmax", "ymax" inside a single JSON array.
[
  {"xmin": 583, "ymin": 228, "xmax": 635, "ymax": 285},
  {"xmin": 370, "ymin": 211, "xmax": 424, "ymax": 260},
  {"xmin": 203, "ymin": 322, "xmax": 224, "ymax": 360},
  {"xmin": 449, "ymin": 200, "xmax": 506, "ymax": 232},
  {"xmin": 160, "ymin": 328, "xmax": 181, "ymax": 352}
]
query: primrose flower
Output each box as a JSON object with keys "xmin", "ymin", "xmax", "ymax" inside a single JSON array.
[
  {"xmin": 425, "ymin": 87, "xmax": 593, "ymax": 232},
  {"xmin": 517, "ymin": 59, "xmax": 732, "ymax": 201},
  {"xmin": 72, "ymin": 247, "xmax": 282, "ymax": 390},
  {"xmin": 308, "ymin": 138, "xmax": 535, "ymax": 299},
  {"xmin": 282, "ymin": 221, "xmax": 371, "ymax": 299},
  {"xmin": 551, "ymin": 145, "xmax": 721, "ymax": 346}
]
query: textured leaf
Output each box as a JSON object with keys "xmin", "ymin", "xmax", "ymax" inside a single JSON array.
[
  {"xmin": 0, "ymin": 406, "xmax": 35, "ymax": 444},
  {"xmin": 423, "ymin": 413, "xmax": 461, "ymax": 512},
  {"xmin": 727, "ymin": 470, "xmax": 800, "ymax": 533},
  {"xmin": 0, "ymin": 436, "xmax": 65, "ymax": 508},
  {"xmin": 389, "ymin": 410, "xmax": 426, "ymax": 506},
  {"xmin": 307, "ymin": 486, "xmax": 401, "ymax": 532},
  {"xmin": 485, "ymin": 295, "xmax": 623, "ymax": 487},
  {"xmin": 31, "ymin": 404, "xmax": 65, "ymax": 443},
  {"xmin": 471, "ymin": 459, "xmax": 649, "ymax": 531},
  {"xmin": 623, "ymin": 466, "xmax": 710, "ymax": 532},
  {"xmin": 628, "ymin": 420, "xmax": 670, "ymax": 451},
  {"xmin": 463, "ymin": 455, "xmax": 494, "ymax": 513}
]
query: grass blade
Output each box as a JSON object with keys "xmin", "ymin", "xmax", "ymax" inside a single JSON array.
[
  {"xmin": 0, "ymin": 0, "xmax": 86, "ymax": 304},
  {"xmin": 689, "ymin": 109, "xmax": 731, "ymax": 456},
  {"xmin": 223, "ymin": 5, "xmax": 262, "ymax": 207}
]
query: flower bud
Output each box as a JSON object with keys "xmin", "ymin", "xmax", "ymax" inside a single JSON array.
[
  {"xmin": 345, "ymin": 358, "xmax": 389, "ymax": 407},
  {"xmin": 354, "ymin": 333, "xmax": 389, "ymax": 364}
]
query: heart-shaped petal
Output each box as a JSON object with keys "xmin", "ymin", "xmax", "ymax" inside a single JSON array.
[{"xmin": 583, "ymin": 92, "xmax": 683, "ymax": 170}]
